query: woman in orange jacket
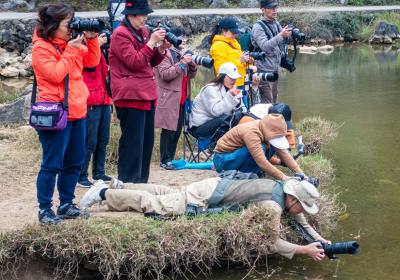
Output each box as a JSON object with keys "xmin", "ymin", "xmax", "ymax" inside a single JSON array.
[{"xmin": 31, "ymin": 3, "xmax": 100, "ymax": 225}]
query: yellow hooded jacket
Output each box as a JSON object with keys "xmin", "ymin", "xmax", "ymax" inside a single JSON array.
[{"xmin": 210, "ymin": 35, "xmax": 248, "ymax": 87}]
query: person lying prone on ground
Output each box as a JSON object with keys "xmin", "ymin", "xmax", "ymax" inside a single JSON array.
[
  {"xmin": 213, "ymin": 114, "xmax": 304, "ymax": 180},
  {"xmin": 80, "ymin": 176, "xmax": 330, "ymax": 260}
]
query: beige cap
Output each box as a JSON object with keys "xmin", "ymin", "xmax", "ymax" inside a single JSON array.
[{"xmin": 283, "ymin": 178, "xmax": 320, "ymax": 215}]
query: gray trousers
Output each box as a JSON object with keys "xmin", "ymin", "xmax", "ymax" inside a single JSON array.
[{"xmin": 259, "ymin": 80, "xmax": 279, "ymax": 104}]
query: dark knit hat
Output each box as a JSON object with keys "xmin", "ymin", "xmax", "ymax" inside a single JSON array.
[
  {"xmin": 218, "ymin": 16, "xmax": 240, "ymax": 34},
  {"xmin": 260, "ymin": 0, "xmax": 279, "ymax": 9},
  {"xmin": 269, "ymin": 102, "xmax": 293, "ymax": 129},
  {"xmin": 122, "ymin": 0, "xmax": 153, "ymax": 15}
]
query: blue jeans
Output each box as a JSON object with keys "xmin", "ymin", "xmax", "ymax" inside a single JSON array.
[
  {"xmin": 36, "ymin": 119, "xmax": 86, "ymax": 210},
  {"xmin": 80, "ymin": 105, "xmax": 111, "ymax": 180},
  {"xmin": 213, "ymin": 145, "xmax": 267, "ymax": 174}
]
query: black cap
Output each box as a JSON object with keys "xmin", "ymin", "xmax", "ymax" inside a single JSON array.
[
  {"xmin": 260, "ymin": 0, "xmax": 279, "ymax": 9},
  {"xmin": 122, "ymin": 0, "xmax": 153, "ymax": 15},
  {"xmin": 218, "ymin": 16, "xmax": 240, "ymax": 34},
  {"xmin": 269, "ymin": 102, "xmax": 293, "ymax": 129}
]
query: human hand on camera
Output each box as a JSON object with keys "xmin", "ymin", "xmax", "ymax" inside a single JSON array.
[
  {"xmin": 180, "ymin": 54, "xmax": 193, "ymax": 64},
  {"xmin": 98, "ymin": 33, "xmax": 108, "ymax": 47},
  {"xmin": 68, "ymin": 34, "xmax": 84, "ymax": 49},
  {"xmin": 84, "ymin": 31, "xmax": 98, "ymax": 39},
  {"xmin": 148, "ymin": 29, "xmax": 166, "ymax": 48},
  {"xmin": 304, "ymin": 242, "xmax": 326, "ymax": 261},
  {"xmin": 252, "ymin": 74, "xmax": 261, "ymax": 87},
  {"xmin": 240, "ymin": 52, "xmax": 252, "ymax": 64},
  {"xmin": 280, "ymin": 26, "xmax": 292, "ymax": 38}
]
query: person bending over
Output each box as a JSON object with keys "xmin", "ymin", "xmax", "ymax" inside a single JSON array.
[
  {"xmin": 189, "ymin": 62, "xmax": 244, "ymax": 139},
  {"xmin": 213, "ymin": 114, "xmax": 305, "ymax": 180},
  {"xmin": 80, "ymin": 176, "xmax": 329, "ymax": 260}
]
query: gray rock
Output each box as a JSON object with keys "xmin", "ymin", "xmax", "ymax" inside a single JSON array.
[
  {"xmin": 239, "ymin": 0, "xmax": 258, "ymax": 8},
  {"xmin": 373, "ymin": 21, "xmax": 400, "ymax": 39},
  {"xmin": 370, "ymin": 34, "xmax": 394, "ymax": 44},
  {"xmin": 0, "ymin": 0, "xmax": 29, "ymax": 11},
  {"xmin": 0, "ymin": 66, "xmax": 19, "ymax": 77},
  {"xmin": 0, "ymin": 86, "xmax": 32, "ymax": 125},
  {"xmin": 209, "ymin": 0, "xmax": 229, "ymax": 8}
]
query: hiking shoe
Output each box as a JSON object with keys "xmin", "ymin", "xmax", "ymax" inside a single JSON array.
[
  {"xmin": 38, "ymin": 209, "xmax": 61, "ymax": 225},
  {"xmin": 77, "ymin": 178, "xmax": 93, "ymax": 188},
  {"xmin": 93, "ymin": 174, "xmax": 112, "ymax": 182},
  {"xmin": 79, "ymin": 183, "xmax": 106, "ymax": 210},
  {"xmin": 160, "ymin": 161, "xmax": 176, "ymax": 170},
  {"xmin": 57, "ymin": 203, "xmax": 81, "ymax": 219},
  {"xmin": 110, "ymin": 178, "xmax": 124, "ymax": 189}
]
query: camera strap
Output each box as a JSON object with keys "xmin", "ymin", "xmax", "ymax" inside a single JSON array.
[
  {"xmin": 124, "ymin": 16, "xmax": 145, "ymax": 44},
  {"xmin": 31, "ymin": 44, "xmax": 69, "ymax": 110}
]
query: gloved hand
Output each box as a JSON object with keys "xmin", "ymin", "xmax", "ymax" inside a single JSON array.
[{"xmin": 294, "ymin": 172, "xmax": 308, "ymax": 180}]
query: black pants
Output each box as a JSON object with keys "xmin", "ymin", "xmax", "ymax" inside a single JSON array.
[
  {"xmin": 80, "ymin": 105, "xmax": 111, "ymax": 181},
  {"xmin": 116, "ymin": 104, "xmax": 155, "ymax": 183},
  {"xmin": 159, "ymin": 105, "xmax": 184, "ymax": 164},
  {"xmin": 190, "ymin": 114, "xmax": 230, "ymax": 138}
]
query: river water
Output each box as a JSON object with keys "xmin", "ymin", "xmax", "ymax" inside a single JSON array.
[
  {"xmin": 2, "ymin": 44, "xmax": 399, "ymax": 279},
  {"xmin": 195, "ymin": 44, "xmax": 400, "ymax": 280}
]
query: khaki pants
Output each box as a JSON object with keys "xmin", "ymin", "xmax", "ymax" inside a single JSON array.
[
  {"xmin": 105, "ymin": 178, "xmax": 219, "ymax": 216},
  {"xmin": 259, "ymin": 80, "xmax": 278, "ymax": 104}
]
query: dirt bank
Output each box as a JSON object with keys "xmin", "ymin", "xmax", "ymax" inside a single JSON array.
[{"xmin": 0, "ymin": 126, "xmax": 214, "ymax": 233}]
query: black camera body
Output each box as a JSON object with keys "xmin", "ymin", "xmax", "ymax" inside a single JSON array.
[
  {"xmin": 184, "ymin": 50, "xmax": 214, "ymax": 69},
  {"xmin": 280, "ymin": 54, "xmax": 296, "ymax": 72},
  {"xmin": 288, "ymin": 24, "xmax": 306, "ymax": 42},
  {"xmin": 99, "ymin": 29, "xmax": 112, "ymax": 49},
  {"xmin": 147, "ymin": 23, "xmax": 182, "ymax": 49},
  {"xmin": 319, "ymin": 240, "xmax": 360, "ymax": 259},
  {"xmin": 247, "ymin": 51, "xmax": 266, "ymax": 61},
  {"xmin": 69, "ymin": 17, "xmax": 105, "ymax": 38}
]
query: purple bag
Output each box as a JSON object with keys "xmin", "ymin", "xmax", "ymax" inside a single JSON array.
[{"xmin": 29, "ymin": 75, "xmax": 69, "ymax": 131}]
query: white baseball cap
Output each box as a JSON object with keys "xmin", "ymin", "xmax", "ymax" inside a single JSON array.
[
  {"xmin": 219, "ymin": 62, "xmax": 242, "ymax": 79},
  {"xmin": 269, "ymin": 136, "xmax": 289, "ymax": 150}
]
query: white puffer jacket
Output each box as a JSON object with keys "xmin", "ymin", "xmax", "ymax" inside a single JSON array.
[{"xmin": 189, "ymin": 84, "xmax": 243, "ymax": 128}]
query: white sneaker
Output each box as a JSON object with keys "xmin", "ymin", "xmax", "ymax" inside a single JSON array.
[
  {"xmin": 79, "ymin": 183, "xmax": 106, "ymax": 210},
  {"xmin": 110, "ymin": 178, "xmax": 124, "ymax": 189}
]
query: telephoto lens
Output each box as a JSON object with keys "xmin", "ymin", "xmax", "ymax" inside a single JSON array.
[
  {"xmin": 320, "ymin": 240, "xmax": 360, "ymax": 259},
  {"xmin": 253, "ymin": 72, "xmax": 279, "ymax": 82},
  {"xmin": 184, "ymin": 50, "xmax": 214, "ymax": 68},
  {"xmin": 69, "ymin": 17, "xmax": 105, "ymax": 37}
]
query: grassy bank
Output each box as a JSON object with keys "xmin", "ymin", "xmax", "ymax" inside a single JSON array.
[{"xmin": 0, "ymin": 116, "xmax": 343, "ymax": 279}]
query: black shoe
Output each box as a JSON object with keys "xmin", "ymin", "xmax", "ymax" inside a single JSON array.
[
  {"xmin": 38, "ymin": 209, "xmax": 61, "ymax": 225},
  {"xmin": 160, "ymin": 162, "xmax": 176, "ymax": 170},
  {"xmin": 77, "ymin": 179, "xmax": 93, "ymax": 188},
  {"xmin": 57, "ymin": 203, "xmax": 81, "ymax": 219},
  {"xmin": 93, "ymin": 174, "xmax": 112, "ymax": 182}
]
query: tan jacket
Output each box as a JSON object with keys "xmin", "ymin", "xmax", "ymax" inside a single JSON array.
[{"xmin": 214, "ymin": 114, "xmax": 302, "ymax": 179}]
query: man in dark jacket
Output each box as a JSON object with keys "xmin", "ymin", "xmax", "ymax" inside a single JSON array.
[
  {"xmin": 251, "ymin": 0, "xmax": 292, "ymax": 104},
  {"xmin": 109, "ymin": 0, "xmax": 166, "ymax": 183}
]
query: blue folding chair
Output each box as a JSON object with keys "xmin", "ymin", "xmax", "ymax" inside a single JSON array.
[{"xmin": 182, "ymin": 99, "xmax": 217, "ymax": 163}]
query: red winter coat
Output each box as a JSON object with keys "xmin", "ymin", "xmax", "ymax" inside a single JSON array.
[
  {"xmin": 83, "ymin": 55, "xmax": 112, "ymax": 106},
  {"xmin": 108, "ymin": 21, "xmax": 165, "ymax": 109}
]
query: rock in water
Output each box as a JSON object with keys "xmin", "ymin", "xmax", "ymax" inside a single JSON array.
[{"xmin": 370, "ymin": 21, "xmax": 400, "ymax": 44}]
